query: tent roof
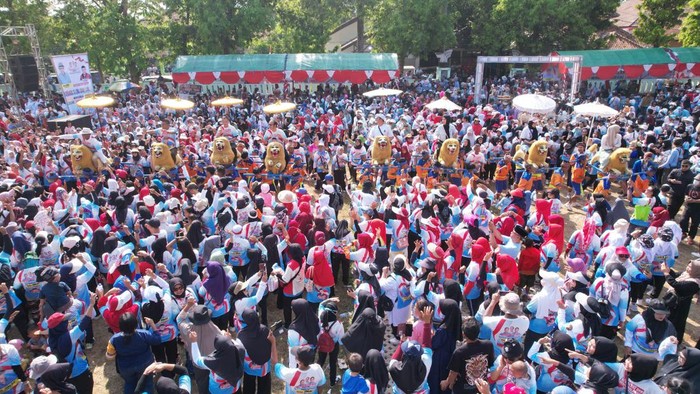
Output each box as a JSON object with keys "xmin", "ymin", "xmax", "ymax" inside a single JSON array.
[
  {"xmin": 285, "ymin": 53, "xmax": 398, "ymax": 70},
  {"xmin": 556, "ymin": 48, "xmax": 674, "ymax": 67},
  {"xmin": 672, "ymin": 47, "xmax": 700, "ymax": 64},
  {"xmin": 174, "ymin": 54, "xmax": 287, "ymax": 73},
  {"xmin": 173, "ymin": 53, "xmax": 398, "ymax": 73}
]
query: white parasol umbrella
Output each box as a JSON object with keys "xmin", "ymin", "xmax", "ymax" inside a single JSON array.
[
  {"xmin": 161, "ymin": 98, "xmax": 195, "ymax": 110},
  {"xmin": 263, "ymin": 101, "xmax": 297, "ymax": 114},
  {"xmin": 425, "ymin": 97, "xmax": 462, "ymax": 111},
  {"xmin": 76, "ymin": 95, "xmax": 115, "ymax": 108},
  {"xmin": 512, "ymin": 94, "xmax": 556, "ymax": 114},
  {"xmin": 362, "ymin": 88, "xmax": 404, "ymax": 98},
  {"xmin": 211, "ymin": 96, "xmax": 244, "ymax": 106},
  {"xmin": 573, "ymin": 102, "xmax": 619, "ymax": 117}
]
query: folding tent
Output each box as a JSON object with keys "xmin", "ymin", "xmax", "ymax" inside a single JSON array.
[
  {"xmin": 171, "ymin": 53, "xmax": 399, "ymax": 85},
  {"xmin": 553, "ymin": 47, "xmax": 700, "ymax": 81}
]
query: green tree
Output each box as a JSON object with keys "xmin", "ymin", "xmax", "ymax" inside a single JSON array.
[
  {"xmin": 471, "ymin": 0, "xmax": 615, "ymax": 55},
  {"xmin": 189, "ymin": 0, "xmax": 275, "ymax": 54},
  {"xmin": 679, "ymin": 0, "xmax": 700, "ymax": 46},
  {"xmin": 46, "ymin": 0, "xmax": 167, "ymax": 82},
  {"xmin": 634, "ymin": 0, "xmax": 686, "ymax": 47},
  {"xmin": 250, "ymin": 0, "xmax": 350, "ymax": 53},
  {"xmin": 367, "ymin": 0, "xmax": 456, "ymax": 70}
]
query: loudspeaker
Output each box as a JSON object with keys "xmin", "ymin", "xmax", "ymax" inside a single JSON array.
[{"xmin": 9, "ymin": 55, "xmax": 39, "ymax": 92}]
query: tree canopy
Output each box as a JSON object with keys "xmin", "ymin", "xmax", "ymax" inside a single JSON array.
[{"xmin": 0, "ymin": 0, "xmax": 697, "ymax": 81}]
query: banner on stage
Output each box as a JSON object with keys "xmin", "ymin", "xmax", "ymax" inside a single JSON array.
[{"xmin": 51, "ymin": 53, "xmax": 95, "ymax": 115}]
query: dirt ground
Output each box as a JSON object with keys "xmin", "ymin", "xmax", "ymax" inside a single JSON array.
[{"xmin": 25, "ymin": 182, "xmax": 700, "ymax": 394}]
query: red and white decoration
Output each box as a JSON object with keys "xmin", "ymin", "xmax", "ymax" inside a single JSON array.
[
  {"xmin": 172, "ymin": 69, "xmax": 399, "ymax": 85},
  {"xmin": 576, "ymin": 63, "xmax": 697, "ymax": 81}
]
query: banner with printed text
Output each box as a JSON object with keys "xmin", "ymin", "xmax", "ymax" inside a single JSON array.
[{"xmin": 51, "ymin": 53, "xmax": 95, "ymax": 114}]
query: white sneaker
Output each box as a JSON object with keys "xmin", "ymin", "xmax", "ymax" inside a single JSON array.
[
  {"xmin": 645, "ymin": 298, "xmax": 653, "ymax": 304},
  {"xmin": 636, "ymin": 300, "xmax": 644, "ymax": 306},
  {"xmin": 692, "ymin": 252, "xmax": 700, "ymax": 258},
  {"xmin": 629, "ymin": 303, "xmax": 638, "ymax": 313}
]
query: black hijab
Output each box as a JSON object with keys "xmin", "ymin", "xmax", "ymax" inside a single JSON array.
[
  {"xmin": 580, "ymin": 306, "xmax": 602, "ymax": 338},
  {"xmin": 90, "ymin": 229, "xmax": 108, "ymax": 258},
  {"xmin": 439, "ymin": 298, "xmax": 462, "ymax": 341},
  {"xmin": 155, "ymin": 377, "xmax": 184, "ymax": 394},
  {"xmin": 40, "ymin": 363, "xmax": 76, "ymax": 394},
  {"xmin": 656, "ymin": 348, "xmax": 700, "ymax": 389},
  {"xmin": 263, "ymin": 234, "xmax": 280, "ymax": 266},
  {"xmin": 442, "ymin": 279, "xmax": 462, "ymax": 306},
  {"xmin": 178, "ymin": 261, "xmax": 198, "ymax": 287},
  {"xmin": 642, "ymin": 307, "xmax": 675, "ymax": 344},
  {"xmin": 187, "ymin": 220, "xmax": 205, "ymax": 248},
  {"xmin": 151, "ymin": 237, "xmax": 167, "ymax": 264},
  {"xmin": 374, "ymin": 246, "xmax": 389, "ymax": 271},
  {"xmin": 549, "ymin": 331, "xmax": 574, "ymax": 364},
  {"xmin": 590, "ymin": 336, "xmax": 618, "ymax": 363},
  {"xmin": 365, "ymin": 349, "xmax": 389, "ymax": 393},
  {"xmin": 289, "ymin": 299, "xmax": 320, "ymax": 346},
  {"xmin": 353, "ymin": 290, "xmax": 375, "ymax": 323},
  {"xmin": 238, "ymin": 309, "xmax": 271, "ymax": 366},
  {"xmin": 104, "ymin": 236, "xmax": 119, "ymax": 255},
  {"xmin": 114, "ymin": 196, "xmax": 128, "ymax": 224},
  {"xmin": 246, "ymin": 248, "xmax": 264, "ymax": 278},
  {"xmin": 628, "ymin": 353, "xmax": 658, "ymax": 382},
  {"xmin": 141, "ymin": 289, "xmax": 165, "ymax": 323},
  {"xmin": 583, "ymin": 360, "xmax": 619, "ymax": 393},
  {"xmin": 342, "ymin": 308, "xmax": 385, "ymax": 358},
  {"xmin": 320, "ymin": 301, "xmax": 338, "ymax": 328},
  {"xmin": 388, "ymin": 341, "xmax": 426, "ymax": 393},
  {"xmin": 393, "ymin": 255, "xmax": 412, "ymax": 281},
  {"xmin": 202, "ymin": 335, "xmax": 245, "ymax": 387}
]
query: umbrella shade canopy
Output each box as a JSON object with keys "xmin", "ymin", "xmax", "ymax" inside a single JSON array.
[
  {"xmin": 573, "ymin": 102, "xmax": 619, "ymax": 117},
  {"xmin": 425, "ymin": 97, "xmax": 462, "ymax": 111},
  {"xmin": 108, "ymin": 80, "xmax": 140, "ymax": 92},
  {"xmin": 211, "ymin": 96, "xmax": 244, "ymax": 106},
  {"xmin": 161, "ymin": 98, "xmax": 195, "ymax": 110},
  {"xmin": 263, "ymin": 101, "xmax": 297, "ymax": 114},
  {"xmin": 512, "ymin": 94, "xmax": 556, "ymax": 114},
  {"xmin": 362, "ymin": 88, "xmax": 403, "ymax": 98},
  {"xmin": 76, "ymin": 95, "xmax": 115, "ymax": 108}
]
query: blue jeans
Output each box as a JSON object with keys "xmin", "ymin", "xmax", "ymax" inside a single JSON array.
[{"xmin": 119, "ymin": 362, "xmax": 151, "ymax": 394}]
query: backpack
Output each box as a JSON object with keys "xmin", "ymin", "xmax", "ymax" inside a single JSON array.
[{"xmin": 317, "ymin": 321, "xmax": 336, "ymax": 353}]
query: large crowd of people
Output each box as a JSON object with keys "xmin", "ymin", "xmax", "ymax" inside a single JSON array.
[{"xmin": 0, "ymin": 72, "xmax": 698, "ymax": 394}]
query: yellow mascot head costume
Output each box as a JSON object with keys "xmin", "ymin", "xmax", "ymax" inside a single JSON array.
[
  {"xmin": 265, "ymin": 141, "xmax": 288, "ymax": 174},
  {"xmin": 527, "ymin": 140, "xmax": 548, "ymax": 168},
  {"xmin": 211, "ymin": 137, "xmax": 237, "ymax": 166},
  {"xmin": 438, "ymin": 138, "xmax": 460, "ymax": 168},
  {"xmin": 151, "ymin": 142, "xmax": 179, "ymax": 171},
  {"xmin": 606, "ymin": 147, "xmax": 631, "ymax": 175},
  {"xmin": 71, "ymin": 145, "xmax": 97, "ymax": 172},
  {"xmin": 371, "ymin": 136, "xmax": 392, "ymax": 165}
]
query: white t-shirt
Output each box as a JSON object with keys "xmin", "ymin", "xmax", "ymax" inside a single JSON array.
[
  {"xmin": 482, "ymin": 316, "xmax": 529, "ymax": 354},
  {"xmin": 275, "ymin": 363, "xmax": 326, "ymax": 394}
]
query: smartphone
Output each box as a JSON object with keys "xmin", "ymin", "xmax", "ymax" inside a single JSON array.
[
  {"xmin": 270, "ymin": 320, "xmax": 285, "ymax": 337},
  {"xmin": 259, "ymin": 263, "xmax": 266, "ymax": 272}
]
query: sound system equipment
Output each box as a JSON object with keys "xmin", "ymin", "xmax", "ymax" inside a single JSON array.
[{"xmin": 9, "ymin": 55, "xmax": 39, "ymax": 92}]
